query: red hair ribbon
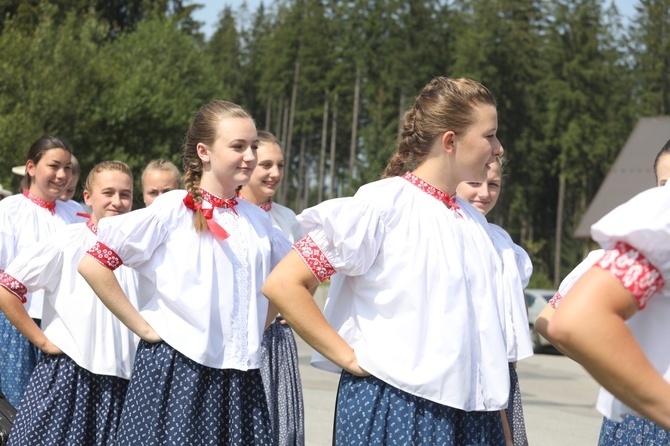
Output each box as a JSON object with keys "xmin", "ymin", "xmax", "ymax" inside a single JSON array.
[{"xmin": 183, "ymin": 193, "xmax": 232, "ymax": 240}]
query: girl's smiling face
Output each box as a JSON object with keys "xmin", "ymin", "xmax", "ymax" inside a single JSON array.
[
  {"xmin": 456, "ymin": 160, "xmax": 502, "ymax": 216},
  {"xmin": 26, "ymin": 148, "xmax": 72, "ymax": 202}
]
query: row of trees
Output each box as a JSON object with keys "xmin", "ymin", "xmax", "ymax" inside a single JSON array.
[{"xmin": 0, "ymin": 0, "xmax": 668, "ymax": 287}]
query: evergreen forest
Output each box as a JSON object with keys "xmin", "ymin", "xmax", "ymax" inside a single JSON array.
[{"xmin": 0, "ymin": 0, "xmax": 668, "ymax": 287}]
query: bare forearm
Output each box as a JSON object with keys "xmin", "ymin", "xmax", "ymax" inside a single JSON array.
[
  {"xmin": 263, "ymin": 253, "xmax": 366, "ymax": 375},
  {"xmin": 550, "ymin": 268, "xmax": 670, "ymax": 428},
  {"xmin": 0, "ymin": 288, "xmax": 48, "ymax": 348}
]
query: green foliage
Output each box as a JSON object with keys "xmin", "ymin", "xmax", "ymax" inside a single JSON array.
[{"xmin": 0, "ymin": 0, "xmax": 665, "ymax": 281}]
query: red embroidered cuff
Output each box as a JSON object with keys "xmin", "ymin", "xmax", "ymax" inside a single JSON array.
[
  {"xmin": 596, "ymin": 242, "xmax": 664, "ymax": 310},
  {"xmin": 0, "ymin": 270, "xmax": 28, "ymax": 303},
  {"xmin": 293, "ymin": 235, "xmax": 336, "ymax": 283},
  {"xmin": 86, "ymin": 241, "xmax": 123, "ymax": 271},
  {"xmin": 549, "ymin": 292, "xmax": 563, "ymax": 309}
]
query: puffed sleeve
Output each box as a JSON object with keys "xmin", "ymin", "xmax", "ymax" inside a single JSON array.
[
  {"xmin": 270, "ymin": 227, "xmax": 292, "ymax": 268},
  {"xmin": 489, "ymin": 225, "xmax": 533, "ymax": 287},
  {"xmin": 0, "ymin": 208, "xmax": 15, "ymax": 271},
  {"xmin": 0, "ymin": 232, "xmax": 66, "ymax": 302},
  {"xmin": 89, "ymin": 205, "xmax": 171, "ymax": 270},
  {"xmin": 590, "ymin": 185, "xmax": 670, "ymax": 308},
  {"xmin": 295, "ymin": 197, "xmax": 386, "ymax": 282}
]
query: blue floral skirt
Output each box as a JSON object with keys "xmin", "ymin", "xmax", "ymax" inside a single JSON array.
[
  {"xmin": 8, "ymin": 353, "xmax": 128, "ymax": 446},
  {"xmin": 505, "ymin": 363, "xmax": 528, "ymax": 446},
  {"xmin": 599, "ymin": 414, "xmax": 670, "ymax": 445},
  {"xmin": 0, "ymin": 313, "xmax": 40, "ymax": 407},
  {"xmin": 116, "ymin": 340, "xmax": 272, "ymax": 445},
  {"xmin": 334, "ymin": 371, "xmax": 506, "ymax": 445},
  {"xmin": 259, "ymin": 318, "xmax": 305, "ymax": 445}
]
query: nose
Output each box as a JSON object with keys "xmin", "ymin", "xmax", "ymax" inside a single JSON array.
[
  {"xmin": 268, "ymin": 165, "xmax": 281, "ymax": 179},
  {"xmin": 57, "ymin": 167, "xmax": 71, "ymax": 181},
  {"xmin": 110, "ymin": 192, "xmax": 122, "ymax": 207},
  {"xmin": 495, "ymin": 140, "xmax": 504, "ymax": 157},
  {"xmin": 243, "ymin": 146, "xmax": 257, "ymax": 163}
]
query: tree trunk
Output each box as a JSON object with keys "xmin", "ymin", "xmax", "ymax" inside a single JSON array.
[
  {"xmin": 265, "ymin": 96, "xmax": 272, "ymax": 131},
  {"xmin": 348, "ymin": 66, "xmax": 361, "ymax": 186},
  {"xmin": 328, "ymin": 92, "xmax": 338, "ymax": 199},
  {"xmin": 397, "ymin": 90, "xmax": 407, "ymax": 136},
  {"xmin": 281, "ymin": 60, "xmax": 300, "ymax": 204},
  {"xmin": 318, "ymin": 91, "xmax": 329, "ymax": 204},
  {"xmin": 296, "ymin": 132, "xmax": 306, "ymax": 210},
  {"xmin": 275, "ymin": 96, "xmax": 285, "ymax": 143},
  {"xmin": 553, "ymin": 164, "xmax": 566, "ymax": 288}
]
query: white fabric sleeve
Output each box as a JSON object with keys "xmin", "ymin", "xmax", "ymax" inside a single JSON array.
[
  {"xmin": 96, "ymin": 206, "xmax": 170, "ymax": 268},
  {"xmin": 3, "ymin": 232, "xmax": 66, "ymax": 296},
  {"xmin": 297, "ymin": 197, "xmax": 386, "ymax": 277}
]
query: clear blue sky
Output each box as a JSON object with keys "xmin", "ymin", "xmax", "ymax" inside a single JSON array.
[{"xmin": 190, "ymin": 0, "xmax": 637, "ymax": 40}]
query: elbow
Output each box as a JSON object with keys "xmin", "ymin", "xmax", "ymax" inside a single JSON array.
[{"xmin": 544, "ymin": 316, "xmax": 575, "ymax": 350}]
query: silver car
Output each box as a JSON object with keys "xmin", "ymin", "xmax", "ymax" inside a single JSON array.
[{"xmin": 524, "ymin": 288, "xmax": 556, "ymax": 352}]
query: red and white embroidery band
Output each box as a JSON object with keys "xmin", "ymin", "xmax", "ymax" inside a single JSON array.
[
  {"xmin": 86, "ymin": 241, "xmax": 123, "ymax": 271},
  {"xmin": 0, "ymin": 270, "xmax": 28, "ymax": 303},
  {"xmin": 596, "ymin": 242, "xmax": 664, "ymax": 310},
  {"xmin": 293, "ymin": 235, "xmax": 336, "ymax": 283},
  {"xmin": 402, "ymin": 172, "xmax": 461, "ymax": 215}
]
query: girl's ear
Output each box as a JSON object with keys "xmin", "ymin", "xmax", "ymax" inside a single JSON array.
[
  {"xmin": 196, "ymin": 143, "xmax": 210, "ymax": 163},
  {"xmin": 83, "ymin": 189, "xmax": 93, "ymax": 207},
  {"xmin": 441, "ymin": 131, "xmax": 456, "ymax": 155},
  {"xmin": 25, "ymin": 160, "xmax": 36, "ymax": 178}
]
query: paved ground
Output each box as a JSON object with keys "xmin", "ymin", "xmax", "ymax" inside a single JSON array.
[{"xmin": 298, "ymin": 287, "xmax": 603, "ymax": 445}]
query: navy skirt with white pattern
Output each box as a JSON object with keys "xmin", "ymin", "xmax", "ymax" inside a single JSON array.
[
  {"xmin": 116, "ymin": 340, "xmax": 272, "ymax": 445},
  {"xmin": 8, "ymin": 353, "xmax": 128, "ymax": 446},
  {"xmin": 334, "ymin": 371, "xmax": 506, "ymax": 445},
  {"xmin": 0, "ymin": 313, "xmax": 40, "ymax": 407},
  {"xmin": 260, "ymin": 318, "xmax": 305, "ymax": 446},
  {"xmin": 599, "ymin": 414, "xmax": 670, "ymax": 445},
  {"xmin": 505, "ymin": 363, "xmax": 528, "ymax": 446}
]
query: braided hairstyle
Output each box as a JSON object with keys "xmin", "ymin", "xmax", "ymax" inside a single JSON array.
[
  {"xmin": 383, "ymin": 77, "xmax": 496, "ymax": 178},
  {"xmin": 21, "ymin": 135, "xmax": 72, "ymax": 190},
  {"xmin": 182, "ymin": 100, "xmax": 253, "ymax": 232}
]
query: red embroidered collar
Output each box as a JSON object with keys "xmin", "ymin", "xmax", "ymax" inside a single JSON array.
[
  {"xmin": 201, "ymin": 189, "xmax": 238, "ymax": 212},
  {"xmin": 236, "ymin": 191, "xmax": 272, "ymax": 212},
  {"xmin": 183, "ymin": 189, "xmax": 238, "ymax": 240},
  {"xmin": 23, "ymin": 190, "xmax": 56, "ymax": 214},
  {"xmin": 402, "ymin": 172, "xmax": 461, "ymax": 214},
  {"xmin": 86, "ymin": 219, "xmax": 97, "ymax": 235}
]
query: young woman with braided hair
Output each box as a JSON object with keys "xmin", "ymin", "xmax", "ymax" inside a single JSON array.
[
  {"xmin": 263, "ymin": 76, "xmax": 509, "ymax": 444},
  {"xmin": 78, "ymin": 100, "xmax": 291, "ymax": 445}
]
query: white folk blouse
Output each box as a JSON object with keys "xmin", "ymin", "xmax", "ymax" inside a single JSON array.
[
  {"xmin": 488, "ymin": 224, "xmax": 534, "ymax": 362},
  {"xmin": 266, "ymin": 202, "xmax": 304, "ymax": 243},
  {"xmin": 87, "ymin": 189, "xmax": 291, "ymax": 370},
  {"xmin": 294, "ymin": 173, "xmax": 510, "ymax": 412},
  {"xmin": 0, "ymin": 221, "xmax": 139, "ymax": 379},
  {"xmin": 0, "ymin": 192, "xmax": 85, "ymax": 319},
  {"xmin": 553, "ymin": 184, "xmax": 670, "ymax": 422},
  {"xmin": 592, "ymin": 185, "xmax": 670, "ymax": 422}
]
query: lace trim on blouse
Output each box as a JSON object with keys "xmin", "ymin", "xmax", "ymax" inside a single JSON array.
[
  {"xmin": 219, "ymin": 208, "xmax": 251, "ymax": 366},
  {"xmin": 596, "ymin": 242, "xmax": 664, "ymax": 310},
  {"xmin": 86, "ymin": 241, "xmax": 123, "ymax": 271},
  {"xmin": 0, "ymin": 270, "xmax": 27, "ymax": 303},
  {"xmin": 293, "ymin": 235, "xmax": 337, "ymax": 283}
]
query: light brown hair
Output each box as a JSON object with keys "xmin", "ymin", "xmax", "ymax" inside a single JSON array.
[
  {"xmin": 182, "ymin": 100, "xmax": 253, "ymax": 232},
  {"xmin": 383, "ymin": 76, "xmax": 496, "ymax": 178}
]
